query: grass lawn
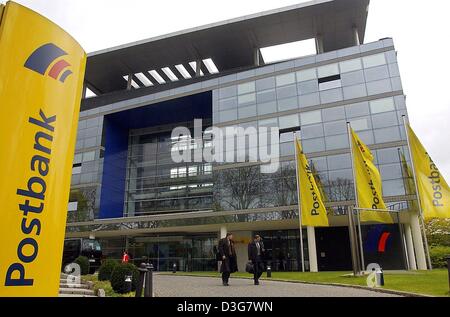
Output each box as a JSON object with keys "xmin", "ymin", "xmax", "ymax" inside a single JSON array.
[
  {"xmin": 169, "ymin": 269, "xmax": 450, "ymax": 297},
  {"xmin": 82, "ymin": 274, "xmax": 135, "ymax": 297}
]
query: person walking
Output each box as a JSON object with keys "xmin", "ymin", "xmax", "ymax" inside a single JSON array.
[
  {"xmin": 218, "ymin": 232, "xmax": 238, "ymax": 286},
  {"xmin": 248, "ymin": 234, "xmax": 265, "ymax": 285}
]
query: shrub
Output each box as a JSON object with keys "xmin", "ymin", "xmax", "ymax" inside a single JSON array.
[
  {"xmin": 74, "ymin": 256, "xmax": 90, "ymax": 276},
  {"xmin": 98, "ymin": 259, "xmax": 119, "ymax": 281},
  {"xmin": 110, "ymin": 263, "xmax": 139, "ymax": 294},
  {"xmin": 429, "ymin": 245, "xmax": 450, "ymax": 268}
]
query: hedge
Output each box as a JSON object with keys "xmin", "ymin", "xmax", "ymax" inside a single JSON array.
[
  {"xmin": 110, "ymin": 263, "xmax": 140, "ymax": 294},
  {"xmin": 429, "ymin": 245, "xmax": 450, "ymax": 268},
  {"xmin": 98, "ymin": 259, "xmax": 119, "ymax": 281},
  {"xmin": 74, "ymin": 256, "xmax": 90, "ymax": 276}
]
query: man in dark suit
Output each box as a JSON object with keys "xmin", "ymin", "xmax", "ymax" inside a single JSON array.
[
  {"xmin": 218, "ymin": 232, "xmax": 237, "ymax": 286},
  {"xmin": 248, "ymin": 234, "xmax": 265, "ymax": 285}
]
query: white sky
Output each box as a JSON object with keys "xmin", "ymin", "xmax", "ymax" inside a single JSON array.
[{"xmin": 3, "ymin": 0, "xmax": 450, "ymax": 180}]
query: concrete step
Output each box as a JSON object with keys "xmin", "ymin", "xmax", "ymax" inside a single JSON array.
[
  {"xmin": 59, "ymin": 288, "xmax": 95, "ymax": 296},
  {"xmin": 59, "ymin": 283, "xmax": 89, "ymax": 289},
  {"xmin": 59, "ymin": 293, "xmax": 97, "ymax": 298}
]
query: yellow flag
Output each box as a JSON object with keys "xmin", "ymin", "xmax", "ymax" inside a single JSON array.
[
  {"xmin": 407, "ymin": 125, "xmax": 450, "ymax": 219},
  {"xmin": 0, "ymin": 2, "xmax": 86, "ymax": 296},
  {"xmin": 295, "ymin": 138, "xmax": 329, "ymax": 227},
  {"xmin": 350, "ymin": 129, "xmax": 393, "ymax": 223}
]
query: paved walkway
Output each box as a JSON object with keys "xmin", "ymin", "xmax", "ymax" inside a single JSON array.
[{"xmin": 153, "ymin": 274, "xmax": 400, "ymax": 297}]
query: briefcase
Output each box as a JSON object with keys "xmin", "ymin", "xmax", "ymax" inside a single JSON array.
[{"xmin": 245, "ymin": 261, "xmax": 254, "ymax": 274}]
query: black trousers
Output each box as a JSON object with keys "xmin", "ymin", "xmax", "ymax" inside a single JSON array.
[
  {"xmin": 222, "ymin": 272, "xmax": 230, "ymax": 283},
  {"xmin": 253, "ymin": 258, "xmax": 263, "ymax": 282}
]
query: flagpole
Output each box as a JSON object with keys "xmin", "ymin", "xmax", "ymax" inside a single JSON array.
[
  {"xmin": 294, "ymin": 133, "xmax": 305, "ymax": 272},
  {"xmin": 397, "ymin": 148, "xmax": 414, "ymax": 270},
  {"xmin": 401, "ymin": 116, "xmax": 433, "ymax": 269},
  {"xmin": 346, "ymin": 122, "xmax": 363, "ymax": 274}
]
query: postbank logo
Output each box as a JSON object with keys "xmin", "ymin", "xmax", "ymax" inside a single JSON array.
[{"xmin": 24, "ymin": 43, "xmax": 73, "ymax": 83}]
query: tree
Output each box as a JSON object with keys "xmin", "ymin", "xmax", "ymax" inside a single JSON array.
[{"xmin": 425, "ymin": 218, "xmax": 450, "ymax": 247}]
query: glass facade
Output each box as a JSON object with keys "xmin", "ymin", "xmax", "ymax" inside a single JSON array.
[
  {"xmin": 66, "ymin": 38, "xmax": 415, "ymax": 271},
  {"xmin": 125, "ymin": 125, "xmax": 214, "ymax": 216},
  {"xmin": 212, "ymin": 49, "xmax": 410, "ymax": 213}
]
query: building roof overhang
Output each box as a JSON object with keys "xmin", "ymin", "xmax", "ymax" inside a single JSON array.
[{"xmin": 85, "ymin": 0, "xmax": 369, "ymax": 94}]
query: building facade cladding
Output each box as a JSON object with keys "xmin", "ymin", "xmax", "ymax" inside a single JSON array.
[
  {"xmin": 68, "ymin": 38, "xmax": 413, "ymax": 224},
  {"xmin": 65, "ymin": 37, "xmax": 420, "ymax": 271},
  {"xmin": 212, "ymin": 39, "xmax": 411, "ymax": 214}
]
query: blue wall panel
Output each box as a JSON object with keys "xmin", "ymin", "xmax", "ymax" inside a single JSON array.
[
  {"xmin": 98, "ymin": 91, "xmax": 212, "ymax": 219},
  {"xmin": 99, "ymin": 116, "xmax": 129, "ymax": 219}
]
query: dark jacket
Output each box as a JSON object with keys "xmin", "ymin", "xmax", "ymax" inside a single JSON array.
[
  {"xmin": 248, "ymin": 241, "xmax": 265, "ymax": 262},
  {"xmin": 218, "ymin": 238, "xmax": 238, "ymax": 273}
]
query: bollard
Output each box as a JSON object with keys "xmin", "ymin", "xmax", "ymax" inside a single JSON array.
[
  {"xmin": 172, "ymin": 263, "xmax": 177, "ymax": 273},
  {"xmin": 124, "ymin": 275, "xmax": 132, "ymax": 294},
  {"xmin": 144, "ymin": 263, "xmax": 154, "ymax": 297},
  {"xmin": 375, "ymin": 268, "xmax": 384, "ymax": 287},
  {"xmin": 266, "ymin": 265, "xmax": 272, "ymax": 278},
  {"xmin": 447, "ymin": 256, "xmax": 450, "ymax": 293},
  {"xmin": 135, "ymin": 263, "xmax": 148, "ymax": 297}
]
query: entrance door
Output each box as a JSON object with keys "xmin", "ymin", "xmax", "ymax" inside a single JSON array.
[
  {"xmin": 315, "ymin": 227, "xmax": 352, "ymax": 271},
  {"xmin": 259, "ymin": 230, "xmax": 306, "ymax": 271}
]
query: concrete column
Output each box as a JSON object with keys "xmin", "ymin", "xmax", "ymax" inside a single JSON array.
[
  {"xmin": 307, "ymin": 226, "xmax": 318, "ymax": 272},
  {"xmin": 254, "ymin": 48, "xmax": 261, "ymax": 67},
  {"xmin": 219, "ymin": 226, "xmax": 227, "ymax": 239},
  {"xmin": 410, "ymin": 213, "xmax": 427, "ymax": 270},
  {"xmin": 217, "ymin": 226, "xmax": 227, "ymax": 271},
  {"xmin": 404, "ymin": 223, "xmax": 417, "ymax": 270},
  {"xmin": 126, "ymin": 74, "xmax": 133, "ymax": 90},
  {"xmin": 353, "ymin": 26, "xmax": 360, "ymax": 46},
  {"xmin": 82, "ymin": 83, "xmax": 87, "ymax": 99},
  {"xmin": 195, "ymin": 60, "xmax": 202, "ymax": 77},
  {"xmin": 315, "ymin": 34, "xmax": 324, "ymax": 54}
]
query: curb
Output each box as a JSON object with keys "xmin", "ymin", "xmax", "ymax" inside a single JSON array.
[{"xmin": 160, "ymin": 273, "xmax": 431, "ymax": 297}]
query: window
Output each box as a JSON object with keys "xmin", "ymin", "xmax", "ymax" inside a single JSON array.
[
  {"xmin": 276, "ymin": 84, "xmax": 297, "ymax": 99},
  {"xmin": 276, "ymin": 73, "xmax": 296, "ymax": 87},
  {"xmin": 339, "ymin": 59, "xmax": 362, "ymax": 73},
  {"xmin": 318, "ymin": 63, "xmax": 339, "ymax": 78},
  {"xmin": 277, "ymin": 97, "xmax": 298, "ymax": 112},
  {"xmin": 279, "ymin": 114, "xmax": 299, "ymax": 130},
  {"xmin": 82, "ymin": 151, "xmax": 95, "ymax": 162},
  {"xmin": 257, "ymin": 101, "xmax": 277, "ymax": 115},
  {"xmin": 279, "ymin": 131, "xmax": 296, "ymax": 143},
  {"xmin": 204, "ymin": 164, "xmax": 212, "ymax": 174},
  {"xmin": 219, "ymin": 97, "xmax": 237, "ymax": 110},
  {"xmin": 238, "ymin": 105, "xmax": 257, "ymax": 119},
  {"xmin": 259, "ymin": 117, "xmax": 278, "ymax": 128},
  {"xmin": 219, "ymin": 86, "xmax": 237, "ymax": 98},
  {"xmin": 256, "ymin": 77, "xmax": 276, "ymax": 91},
  {"xmin": 349, "ymin": 118, "xmax": 369, "ymax": 131},
  {"xmin": 219, "ymin": 109, "xmax": 237, "ymax": 122},
  {"xmin": 300, "ymin": 110, "xmax": 322, "ymax": 125},
  {"xmin": 257, "ymin": 89, "xmax": 276, "ymax": 103},
  {"xmin": 322, "ymin": 106, "xmax": 345, "ymax": 122},
  {"xmin": 318, "ymin": 75, "xmax": 342, "ymax": 91},
  {"xmin": 68, "ymin": 201, "xmax": 78, "ymax": 212},
  {"xmin": 170, "ymin": 166, "xmax": 187, "ymax": 178},
  {"xmin": 324, "ymin": 120, "xmax": 347, "ymax": 136},
  {"xmin": 370, "ymin": 97, "xmax": 395, "ymax": 114},
  {"xmin": 363, "ymin": 53, "xmax": 386, "ymax": 68},
  {"xmin": 72, "ymin": 165, "xmax": 81, "ymax": 175},
  {"xmin": 296, "ymin": 68, "xmax": 317, "ymax": 82},
  {"xmin": 73, "ymin": 153, "xmax": 82, "ymax": 165},
  {"xmin": 301, "ymin": 123, "xmax": 324, "ymax": 139},
  {"xmin": 238, "ymin": 82, "xmax": 255, "ymax": 95},
  {"xmin": 188, "ymin": 166, "xmax": 198, "ymax": 176},
  {"xmin": 238, "ymin": 93, "xmax": 256, "ymax": 106}
]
